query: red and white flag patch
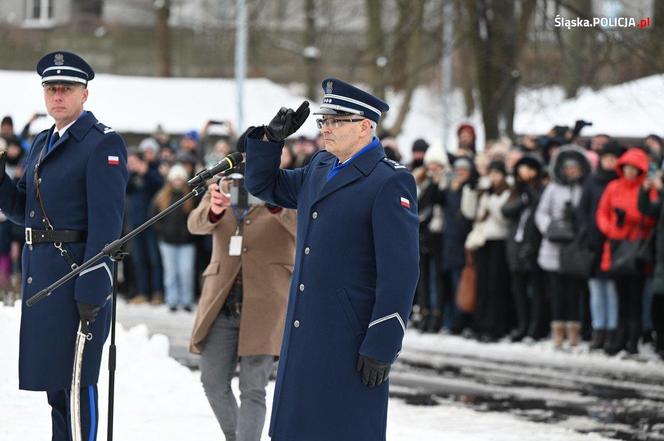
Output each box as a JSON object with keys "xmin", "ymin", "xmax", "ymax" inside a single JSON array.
[
  {"xmin": 400, "ymin": 196, "xmax": 410, "ymax": 209},
  {"xmin": 108, "ymin": 155, "xmax": 119, "ymax": 166}
]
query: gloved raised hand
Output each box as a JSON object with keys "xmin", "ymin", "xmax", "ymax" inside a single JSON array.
[
  {"xmin": 356, "ymin": 354, "xmax": 391, "ymax": 388},
  {"xmin": 264, "ymin": 101, "xmax": 310, "ymax": 143},
  {"xmin": 77, "ymin": 302, "xmax": 101, "ymax": 325}
]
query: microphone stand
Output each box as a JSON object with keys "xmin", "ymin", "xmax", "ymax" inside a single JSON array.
[{"xmin": 26, "ymin": 166, "xmax": 235, "ymax": 441}]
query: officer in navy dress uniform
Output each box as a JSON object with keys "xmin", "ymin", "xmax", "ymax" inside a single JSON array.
[
  {"xmin": 244, "ymin": 78, "xmax": 419, "ymax": 441},
  {"xmin": 0, "ymin": 51, "xmax": 128, "ymax": 441}
]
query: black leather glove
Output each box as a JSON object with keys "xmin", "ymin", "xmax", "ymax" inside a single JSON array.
[
  {"xmin": 356, "ymin": 354, "xmax": 391, "ymax": 388},
  {"xmin": 614, "ymin": 207, "xmax": 626, "ymax": 227},
  {"xmin": 264, "ymin": 101, "xmax": 310, "ymax": 143},
  {"xmin": 77, "ymin": 302, "xmax": 101, "ymax": 325}
]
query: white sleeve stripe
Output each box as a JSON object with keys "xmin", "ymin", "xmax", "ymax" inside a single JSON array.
[
  {"xmin": 368, "ymin": 313, "xmax": 406, "ymax": 334},
  {"xmin": 79, "ymin": 262, "xmax": 113, "ymax": 286}
]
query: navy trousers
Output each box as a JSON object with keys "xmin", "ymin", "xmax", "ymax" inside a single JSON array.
[{"xmin": 46, "ymin": 384, "xmax": 99, "ymax": 441}]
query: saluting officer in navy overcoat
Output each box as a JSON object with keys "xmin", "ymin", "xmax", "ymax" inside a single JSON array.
[
  {"xmin": 0, "ymin": 51, "xmax": 128, "ymax": 441},
  {"xmin": 244, "ymin": 78, "xmax": 419, "ymax": 441}
]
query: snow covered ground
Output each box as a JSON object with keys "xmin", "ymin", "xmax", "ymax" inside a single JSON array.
[
  {"xmin": 0, "ymin": 303, "xmax": 613, "ymax": 441},
  {"xmin": 402, "ymin": 329, "xmax": 664, "ymax": 374}
]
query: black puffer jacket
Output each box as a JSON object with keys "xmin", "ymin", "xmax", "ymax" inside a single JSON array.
[
  {"xmin": 418, "ymin": 179, "xmax": 443, "ymax": 255},
  {"xmin": 152, "ymin": 190, "xmax": 195, "ymax": 245},
  {"xmin": 502, "ymin": 155, "xmax": 544, "ymax": 272}
]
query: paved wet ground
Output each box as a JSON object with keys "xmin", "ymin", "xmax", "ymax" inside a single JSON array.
[{"xmin": 394, "ymin": 346, "xmax": 664, "ymax": 440}]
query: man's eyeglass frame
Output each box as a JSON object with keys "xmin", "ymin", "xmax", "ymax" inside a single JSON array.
[{"xmin": 316, "ymin": 118, "xmax": 365, "ymax": 129}]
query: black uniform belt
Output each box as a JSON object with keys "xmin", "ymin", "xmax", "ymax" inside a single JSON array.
[{"xmin": 25, "ymin": 228, "xmax": 87, "ymax": 245}]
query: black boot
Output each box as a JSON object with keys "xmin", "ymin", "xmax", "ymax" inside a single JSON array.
[
  {"xmin": 511, "ymin": 296, "xmax": 529, "ymax": 342},
  {"xmin": 604, "ymin": 326, "xmax": 625, "ymax": 356},
  {"xmin": 450, "ymin": 313, "xmax": 469, "ymax": 335},
  {"xmin": 510, "ymin": 327, "xmax": 528, "ymax": 342},
  {"xmin": 527, "ymin": 288, "xmax": 548, "ymax": 340},
  {"xmin": 590, "ymin": 329, "xmax": 606, "ymax": 351},
  {"xmin": 655, "ymin": 331, "xmax": 664, "ymax": 360},
  {"xmin": 414, "ymin": 307, "xmax": 429, "ymax": 332},
  {"xmin": 511, "ymin": 280, "xmax": 529, "ymax": 343},
  {"xmin": 425, "ymin": 309, "xmax": 443, "ymax": 333},
  {"xmin": 625, "ymin": 321, "xmax": 641, "ymax": 355}
]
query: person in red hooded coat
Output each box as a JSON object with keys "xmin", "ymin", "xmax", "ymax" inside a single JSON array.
[{"xmin": 596, "ymin": 147, "xmax": 657, "ymax": 354}]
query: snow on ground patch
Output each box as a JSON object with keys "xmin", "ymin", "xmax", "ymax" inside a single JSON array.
[
  {"xmin": 0, "ymin": 303, "xmax": 609, "ymax": 440},
  {"xmin": 403, "ymin": 330, "xmax": 664, "ymax": 377}
]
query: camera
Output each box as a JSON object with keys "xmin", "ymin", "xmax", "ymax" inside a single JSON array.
[
  {"xmin": 572, "ymin": 120, "xmax": 592, "ymax": 137},
  {"xmin": 221, "ymin": 172, "xmax": 262, "ymax": 209}
]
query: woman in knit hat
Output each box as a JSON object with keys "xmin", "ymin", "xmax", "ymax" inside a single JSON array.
[
  {"xmin": 413, "ymin": 143, "xmax": 448, "ymax": 332},
  {"xmin": 502, "ymin": 154, "xmax": 547, "ymax": 341},
  {"xmin": 152, "ymin": 163, "xmax": 197, "ymax": 312},
  {"xmin": 457, "ymin": 123, "xmax": 476, "ymax": 157},
  {"xmin": 462, "ymin": 160, "xmax": 512, "ymax": 341}
]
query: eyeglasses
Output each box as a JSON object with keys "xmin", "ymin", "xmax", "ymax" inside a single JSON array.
[
  {"xmin": 316, "ymin": 118, "xmax": 364, "ymax": 129},
  {"xmin": 43, "ymin": 84, "xmax": 84, "ymax": 96}
]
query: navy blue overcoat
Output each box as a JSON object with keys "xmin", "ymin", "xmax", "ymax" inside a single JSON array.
[
  {"xmin": 245, "ymin": 129, "xmax": 419, "ymax": 441},
  {"xmin": 0, "ymin": 111, "xmax": 128, "ymax": 391}
]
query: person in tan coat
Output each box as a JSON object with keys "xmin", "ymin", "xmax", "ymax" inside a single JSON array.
[{"xmin": 187, "ymin": 176, "xmax": 296, "ymax": 441}]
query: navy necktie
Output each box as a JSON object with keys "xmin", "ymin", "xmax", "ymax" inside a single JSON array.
[{"xmin": 48, "ymin": 132, "xmax": 60, "ymax": 152}]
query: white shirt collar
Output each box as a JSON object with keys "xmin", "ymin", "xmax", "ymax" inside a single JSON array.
[{"xmin": 55, "ymin": 111, "xmax": 84, "ymax": 137}]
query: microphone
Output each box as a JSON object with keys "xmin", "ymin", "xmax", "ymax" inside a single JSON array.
[{"xmin": 188, "ymin": 152, "xmax": 244, "ymax": 187}]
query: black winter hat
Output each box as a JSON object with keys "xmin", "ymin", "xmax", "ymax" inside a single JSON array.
[
  {"xmin": 599, "ymin": 141, "xmax": 626, "ymax": 158},
  {"xmin": 646, "ymin": 134, "xmax": 663, "ymax": 148},
  {"xmin": 487, "ymin": 160, "xmax": 507, "ymax": 175},
  {"xmin": 514, "ymin": 154, "xmax": 544, "ymax": 175},
  {"xmin": 412, "ymin": 138, "xmax": 429, "ymax": 153}
]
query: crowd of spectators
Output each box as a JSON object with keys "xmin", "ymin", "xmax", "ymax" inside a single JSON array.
[{"xmin": 412, "ymin": 121, "xmax": 664, "ymax": 360}]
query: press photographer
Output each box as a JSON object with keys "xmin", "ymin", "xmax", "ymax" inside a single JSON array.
[{"xmin": 187, "ymin": 166, "xmax": 296, "ymax": 441}]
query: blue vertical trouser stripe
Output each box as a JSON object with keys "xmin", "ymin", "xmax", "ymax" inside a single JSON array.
[{"xmin": 88, "ymin": 385, "xmax": 97, "ymax": 441}]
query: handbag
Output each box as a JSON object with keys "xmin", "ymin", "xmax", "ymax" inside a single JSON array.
[
  {"xmin": 637, "ymin": 232, "xmax": 655, "ymax": 265},
  {"xmin": 559, "ymin": 230, "xmax": 596, "ymax": 278},
  {"xmin": 609, "ymin": 238, "xmax": 646, "ymax": 276},
  {"xmin": 546, "ymin": 218, "xmax": 575, "ymax": 243},
  {"xmin": 464, "ymin": 222, "xmax": 486, "ymax": 251},
  {"xmin": 456, "ymin": 251, "xmax": 477, "ymax": 313},
  {"xmin": 609, "ymin": 217, "xmax": 655, "ymax": 275},
  {"xmin": 465, "ymin": 193, "xmax": 488, "ymax": 251}
]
